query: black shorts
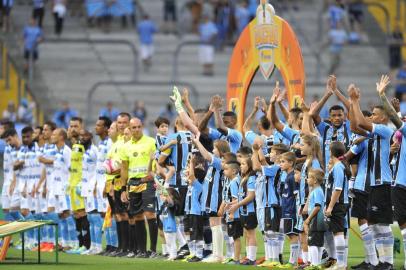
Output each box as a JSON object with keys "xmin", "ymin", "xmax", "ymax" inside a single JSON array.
[
  {"xmin": 368, "ymin": 185, "xmax": 393, "ymax": 225},
  {"xmin": 207, "ymin": 211, "xmax": 219, "ymax": 217},
  {"xmin": 351, "ymin": 191, "xmax": 368, "ymax": 220},
  {"xmin": 183, "ymin": 215, "xmax": 191, "ymax": 233},
  {"xmin": 141, "ymin": 189, "xmax": 156, "ymax": 213},
  {"xmin": 175, "ymin": 187, "xmax": 188, "ymax": 216},
  {"xmin": 190, "ymin": 215, "xmax": 204, "ymax": 241},
  {"xmin": 2, "ymin": 6, "xmax": 11, "ymax": 15},
  {"xmin": 107, "ymin": 192, "xmax": 116, "ymax": 215},
  {"xmin": 128, "ymin": 192, "xmax": 143, "ymax": 217},
  {"xmin": 349, "ymin": 9, "xmax": 363, "ymax": 24},
  {"xmin": 325, "ymin": 203, "xmax": 347, "ymax": 233},
  {"xmin": 308, "ymin": 231, "xmax": 324, "ymax": 247},
  {"xmin": 392, "ymin": 186, "xmax": 406, "ymax": 226},
  {"xmin": 32, "ymin": 7, "xmax": 44, "ymax": 19},
  {"xmin": 24, "ymin": 49, "xmax": 38, "ymax": 61},
  {"xmin": 227, "ymin": 219, "xmax": 243, "ymax": 240},
  {"xmin": 240, "ymin": 214, "xmax": 258, "ymax": 230},
  {"xmin": 114, "ymin": 190, "xmax": 128, "ymax": 214},
  {"xmin": 264, "ymin": 206, "xmax": 281, "ymax": 232},
  {"xmin": 128, "ymin": 190, "xmax": 156, "ymax": 217},
  {"xmin": 280, "ymin": 218, "xmax": 299, "ymax": 235}
]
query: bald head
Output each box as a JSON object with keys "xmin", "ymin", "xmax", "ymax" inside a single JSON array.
[
  {"xmin": 51, "ymin": 128, "xmax": 67, "ymax": 145},
  {"xmin": 130, "ymin": 117, "xmax": 143, "ymax": 140},
  {"xmin": 175, "ymin": 116, "xmax": 185, "ymax": 130}
]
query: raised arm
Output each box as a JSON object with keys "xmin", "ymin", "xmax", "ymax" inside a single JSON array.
[
  {"xmin": 310, "ymin": 75, "xmax": 335, "ymax": 125},
  {"xmin": 377, "ymin": 74, "xmax": 402, "ymax": 129},
  {"xmin": 334, "ymin": 87, "xmax": 350, "ymax": 112},
  {"xmin": 212, "ymin": 95, "xmax": 228, "ymax": 134},
  {"xmin": 170, "ymin": 86, "xmax": 200, "ymax": 136},
  {"xmin": 182, "ymin": 88, "xmax": 196, "ymax": 123},
  {"xmin": 198, "ymin": 107, "xmax": 214, "ymax": 133},
  {"xmin": 277, "ymin": 90, "xmax": 290, "ymax": 121},
  {"xmin": 267, "ymin": 82, "xmax": 284, "ymax": 133},
  {"xmin": 347, "ymin": 94, "xmax": 368, "ymax": 136},
  {"xmin": 300, "ymin": 99, "xmax": 313, "ymax": 135},
  {"xmin": 348, "ymin": 84, "xmax": 372, "ymax": 132},
  {"xmin": 243, "ymin": 97, "xmax": 260, "ymax": 135},
  {"xmin": 192, "ymin": 135, "xmax": 213, "ymax": 163},
  {"xmin": 251, "ymin": 145, "xmax": 262, "ymax": 172}
]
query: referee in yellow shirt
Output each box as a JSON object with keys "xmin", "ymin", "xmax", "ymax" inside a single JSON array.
[{"xmin": 121, "ymin": 118, "xmax": 158, "ymax": 258}]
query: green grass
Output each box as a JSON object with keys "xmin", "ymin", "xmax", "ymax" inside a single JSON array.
[{"xmin": 1, "ymin": 219, "xmax": 405, "ymax": 269}]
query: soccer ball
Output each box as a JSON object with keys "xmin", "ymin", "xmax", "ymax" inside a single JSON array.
[{"xmin": 104, "ymin": 159, "xmax": 121, "ymax": 175}]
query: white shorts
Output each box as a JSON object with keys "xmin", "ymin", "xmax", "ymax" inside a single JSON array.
[
  {"xmin": 55, "ymin": 195, "xmax": 71, "ymax": 213},
  {"xmin": 96, "ymin": 196, "xmax": 108, "ymax": 213},
  {"xmin": 10, "ymin": 190, "xmax": 20, "ymax": 208},
  {"xmin": 20, "ymin": 194, "xmax": 33, "ymax": 210},
  {"xmin": 140, "ymin": 44, "xmax": 154, "ymax": 60},
  {"xmin": 199, "ymin": 45, "xmax": 214, "ymax": 64},
  {"xmin": 85, "ymin": 196, "xmax": 97, "ymax": 213},
  {"xmin": 34, "ymin": 195, "xmax": 48, "ymax": 213},
  {"xmin": 1, "ymin": 186, "xmax": 11, "ymax": 209},
  {"xmin": 47, "ymin": 194, "xmax": 57, "ymax": 209}
]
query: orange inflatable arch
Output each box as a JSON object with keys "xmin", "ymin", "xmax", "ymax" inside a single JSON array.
[{"xmin": 226, "ymin": 0, "xmax": 306, "ymax": 129}]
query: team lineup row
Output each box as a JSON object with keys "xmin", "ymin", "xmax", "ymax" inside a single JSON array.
[{"xmin": 1, "ymin": 75, "xmax": 405, "ymax": 270}]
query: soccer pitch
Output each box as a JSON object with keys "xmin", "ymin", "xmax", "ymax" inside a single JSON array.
[{"xmin": 2, "ymin": 220, "xmax": 404, "ymax": 269}]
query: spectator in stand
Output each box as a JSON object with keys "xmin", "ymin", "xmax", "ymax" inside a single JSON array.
[
  {"xmin": 53, "ymin": 101, "xmax": 78, "ymax": 128},
  {"xmin": 67, "ymin": 0, "xmax": 83, "ymax": 17},
  {"xmin": 389, "ymin": 23, "xmax": 404, "ymax": 80},
  {"xmin": 395, "ymin": 62, "xmax": 406, "ymax": 100},
  {"xmin": 327, "ymin": 21, "xmax": 347, "ymax": 75},
  {"xmin": 137, "ymin": 14, "xmax": 157, "ymax": 72},
  {"xmin": 2, "ymin": 101, "xmax": 16, "ymax": 122},
  {"xmin": 347, "ymin": 0, "xmax": 364, "ymax": 43},
  {"xmin": 132, "ymin": 100, "xmax": 147, "ymax": 123},
  {"xmin": 159, "ymin": 103, "xmax": 175, "ymax": 123},
  {"xmin": 32, "ymin": 0, "xmax": 45, "ymax": 28},
  {"xmin": 53, "ymin": 0, "xmax": 66, "ymax": 36},
  {"xmin": 199, "ymin": 14, "xmax": 218, "ymax": 76},
  {"xmin": 247, "ymin": 0, "xmax": 256, "ymax": 21},
  {"xmin": 190, "ymin": 0, "xmax": 203, "ymax": 33},
  {"xmin": 163, "ymin": 0, "xmax": 177, "ymax": 33},
  {"xmin": 99, "ymin": 101, "xmax": 120, "ymax": 121},
  {"xmin": 23, "ymin": 17, "xmax": 43, "ymax": 72},
  {"xmin": 235, "ymin": 0, "xmax": 250, "ymax": 36},
  {"xmin": 120, "ymin": 0, "xmax": 136, "ymax": 29},
  {"xmin": 214, "ymin": 0, "xmax": 230, "ymax": 51},
  {"xmin": 2, "ymin": 0, "xmax": 13, "ymax": 32},
  {"xmin": 328, "ymin": 0, "xmax": 346, "ymax": 29},
  {"xmin": 17, "ymin": 98, "xmax": 35, "ymax": 125}
]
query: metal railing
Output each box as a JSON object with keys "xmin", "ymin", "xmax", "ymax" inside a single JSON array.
[
  {"xmin": 43, "ymin": 38, "xmax": 139, "ymax": 80},
  {"xmin": 172, "ymin": 40, "xmax": 211, "ymax": 81},
  {"xmin": 86, "ymin": 80, "xmax": 199, "ymax": 126}
]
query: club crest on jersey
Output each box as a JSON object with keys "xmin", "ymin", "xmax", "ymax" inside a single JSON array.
[
  {"xmin": 255, "ymin": 0, "xmax": 278, "ymax": 80},
  {"xmin": 133, "ymin": 152, "xmax": 138, "ymax": 157}
]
